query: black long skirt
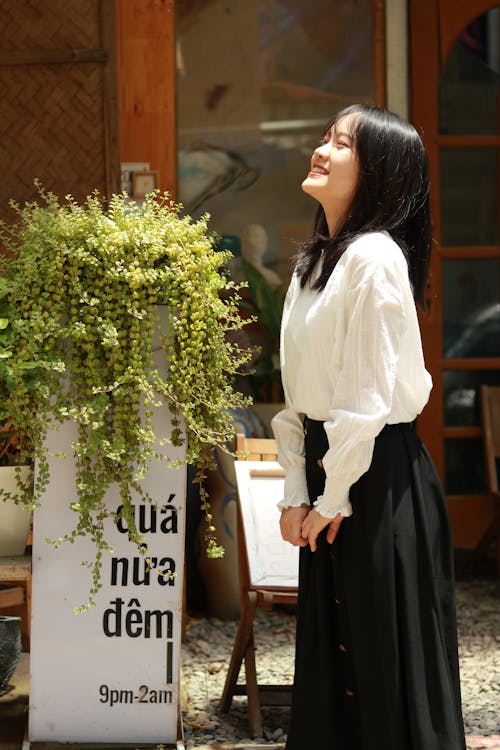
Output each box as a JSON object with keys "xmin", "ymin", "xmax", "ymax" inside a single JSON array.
[{"xmin": 286, "ymin": 419, "xmax": 466, "ymax": 750}]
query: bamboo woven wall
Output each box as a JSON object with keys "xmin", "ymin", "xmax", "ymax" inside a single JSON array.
[{"xmin": 0, "ymin": 0, "xmax": 120, "ymax": 224}]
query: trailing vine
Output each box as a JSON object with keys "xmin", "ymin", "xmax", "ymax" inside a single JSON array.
[{"xmin": 0, "ymin": 186, "xmax": 251, "ymax": 610}]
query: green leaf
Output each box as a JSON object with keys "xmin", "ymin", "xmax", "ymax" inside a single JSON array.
[
  {"xmin": 0, "ymin": 278, "xmax": 12, "ymax": 301},
  {"xmin": 0, "ymin": 185, "xmax": 254, "ymax": 609}
]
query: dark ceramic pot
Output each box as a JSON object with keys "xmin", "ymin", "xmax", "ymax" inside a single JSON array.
[{"xmin": 0, "ymin": 615, "xmax": 21, "ymax": 690}]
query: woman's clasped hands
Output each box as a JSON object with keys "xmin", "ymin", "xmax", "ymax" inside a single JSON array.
[{"xmin": 280, "ymin": 505, "xmax": 343, "ymax": 551}]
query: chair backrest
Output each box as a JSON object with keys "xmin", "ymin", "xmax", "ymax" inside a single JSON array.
[
  {"xmin": 235, "ymin": 433, "xmax": 278, "ymax": 462},
  {"xmin": 480, "ymin": 385, "xmax": 500, "ymax": 494}
]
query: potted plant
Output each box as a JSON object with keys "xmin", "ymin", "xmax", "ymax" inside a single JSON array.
[
  {"xmin": 0, "ymin": 279, "xmax": 37, "ymax": 556},
  {"xmin": 0, "ymin": 186, "xmax": 251, "ymax": 609},
  {"xmin": 0, "ymin": 418, "xmax": 32, "ymax": 557}
]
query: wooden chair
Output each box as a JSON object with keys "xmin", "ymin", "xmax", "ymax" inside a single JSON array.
[
  {"xmin": 474, "ymin": 385, "xmax": 500, "ymax": 577},
  {"xmin": 219, "ymin": 434, "xmax": 298, "ymax": 738}
]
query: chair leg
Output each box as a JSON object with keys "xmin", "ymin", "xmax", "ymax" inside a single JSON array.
[
  {"xmin": 475, "ymin": 514, "xmax": 500, "ymax": 553},
  {"xmin": 220, "ymin": 591, "xmax": 258, "ymax": 712},
  {"xmin": 244, "ymin": 632, "xmax": 263, "ymax": 738},
  {"xmin": 469, "ymin": 512, "xmax": 500, "ymax": 576}
]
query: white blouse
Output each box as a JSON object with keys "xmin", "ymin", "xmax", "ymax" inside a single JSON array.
[{"xmin": 271, "ymin": 231, "xmax": 432, "ymax": 519}]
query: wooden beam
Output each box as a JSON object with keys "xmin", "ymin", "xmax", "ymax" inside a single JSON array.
[
  {"xmin": 0, "ymin": 586, "xmax": 24, "ymax": 609},
  {"xmin": 115, "ymin": 0, "xmax": 177, "ymax": 198},
  {"xmin": 410, "ymin": 0, "xmax": 445, "ymax": 477},
  {"xmin": 100, "ymin": 0, "xmax": 121, "ymax": 198},
  {"xmin": 443, "ymin": 427, "xmax": 482, "ymax": 439},
  {"xmin": 439, "ymin": 135, "xmax": 500, "ymax": 148},
  {"xmin": 439, "ymin": 246, "xmax": 500, "ymax": 258},
  {"xmin": 0, "ymin": 49, "xmax": 107, "ymax": 66},
  {"xmin": 373, "ymin": 0, "xmax": 386, "ymax": 107},
  {"xmin": 442, "ymin": 358, "xmax": 500, "ymax": 370}
]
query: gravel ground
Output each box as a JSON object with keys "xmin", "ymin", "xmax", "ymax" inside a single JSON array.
[{"xmin": 181, "ymin": 580, "xmax": 500, "ymax": 749}]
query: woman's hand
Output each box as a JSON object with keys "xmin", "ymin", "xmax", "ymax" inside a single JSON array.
[
  {"xmin": 301, "ymin": 509, "xmax": 343, "ymax": 551},
  {"xmin": 280, "ymin": 505, "xmax": 310, "ymax": 547}
]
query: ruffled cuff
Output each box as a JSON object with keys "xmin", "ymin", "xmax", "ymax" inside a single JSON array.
[
  {"xmin": 284, "ymin": 463, "xmax": 308, "ymax": 503},
  {"xmin": 313, "ymin": 492, "xmax": 353, "ymax": 519},
  {"xmin": 275, "ymin": 464, "xmax": 309, "ymax": 511},
  {"xmin": 313, "ymin": 469, "xmax": 359, "ymax": 518},
  {"xmin": 277, "ymin": 496, "xmax": 309, "ymax": 511}
]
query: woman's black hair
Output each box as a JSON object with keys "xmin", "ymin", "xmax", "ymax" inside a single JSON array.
[{"xmin": 295, "ymin": 104, "xmax": 431, "ymax": 308}]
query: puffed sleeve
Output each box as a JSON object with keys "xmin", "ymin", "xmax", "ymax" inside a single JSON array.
[
  {"xmin": 271, "ymin": 406, "xmax": 308, "ymax": 509},
  {"xmin": 314, "ymin": 246, "xmax": 408, "ymax": 519}
]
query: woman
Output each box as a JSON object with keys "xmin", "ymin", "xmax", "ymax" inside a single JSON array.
[{"xmin": 272, "ymin": 105, "xmax": 466, "ymax": 750}]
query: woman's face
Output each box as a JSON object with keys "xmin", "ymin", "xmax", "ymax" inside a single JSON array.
[{"xmin": 301, "ymin": 114, "xmax": 359, "ymax": 219}]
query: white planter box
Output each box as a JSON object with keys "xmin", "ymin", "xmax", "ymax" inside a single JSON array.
[{"xmin": 29, "ymin": 334, "xmax": 186, "ymax": 745}]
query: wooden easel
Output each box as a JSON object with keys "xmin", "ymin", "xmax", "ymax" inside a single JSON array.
[{"xmin": 219, "ymin": 435, "xmax": 298, "ymax": 738}]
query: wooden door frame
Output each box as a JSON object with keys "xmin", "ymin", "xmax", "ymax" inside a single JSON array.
[
  {"xmin": 410, "ymin": 0, "xmax": 500, "ymax": 547},
  {"xmin": 410, "ymin": 0, "xmax": 442, "ymax": 470},
  {"xmin": 115, "ymin": 0, "xmax": 177, "ymax": 199},
  {"xmin": 439, "ymin": 0, "xmax": 500, "ymax": 65},
  {"xmin": 410, "ymin": 0, "xmax": 500, "ymax": 472}
]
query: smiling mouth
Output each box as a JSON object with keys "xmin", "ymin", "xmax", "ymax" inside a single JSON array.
[{"xmin": 309, "ymin": 165, "xmax": 329, "ymax": 175}]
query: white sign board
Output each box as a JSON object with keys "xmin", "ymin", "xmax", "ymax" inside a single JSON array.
[
  {"xmin": 234, "ymin": 461, "xmax": 299, "ymax": 588},
  {"xmin": 30, "ymin": 350, "xmax": 185, "ymax": 744}
]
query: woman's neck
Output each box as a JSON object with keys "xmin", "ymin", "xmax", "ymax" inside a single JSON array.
[{"xmin": 323, "ymin": 204, "xmax": 348, "ymax": 237}]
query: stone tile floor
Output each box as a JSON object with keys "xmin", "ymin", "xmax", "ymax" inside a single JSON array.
[
  {"xmin": 0, "ymin": 580, "xmax": 498, "ymax": 749},
  {"xmin": 182, "ymin": 580, "xmax": 499, "ymax": 749}
]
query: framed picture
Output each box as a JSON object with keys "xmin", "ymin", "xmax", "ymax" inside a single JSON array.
[
  {"xmin": 120, "ymin": 162, "xmax": 150, "ymax": 195},
  {"xmin": 132, "ymin": 170, "xmax": 159, "ymax": 198}
]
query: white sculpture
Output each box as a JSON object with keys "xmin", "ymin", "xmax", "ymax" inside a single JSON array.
[{"xmin": 242, "ymin": 224, "xmax": 282, "ymax": 286}]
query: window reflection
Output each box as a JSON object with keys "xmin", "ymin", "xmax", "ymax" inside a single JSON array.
[
  {"xmin": 440, "ymin": 149, "xmax": 499, "ymax": 246},
  {"xmin": 442, "ymin": 258, "xmax": 500, "ymax": 359},
  {"xmin": 443, "ymin": 369, "xmax": 500, "ymax": 426},
  {"xmin": 176, "ymin": 0, "xmax": 374, "ymax": 279}
]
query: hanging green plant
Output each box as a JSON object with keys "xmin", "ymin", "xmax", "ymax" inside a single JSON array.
[{"xmin": 0, "ymin": 185, "xmax": 251, "ymax": 610}]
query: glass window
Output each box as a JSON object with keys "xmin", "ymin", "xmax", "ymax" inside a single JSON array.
[
  {"xmin": 440, "ymin": 149, "xmax": 499, "ymax": 247},
  {"xmin": 444, "ymin": 438, "xmax": 487, "ymax": 494},
  {"xmin": 442, "ymin": 258, "xmax": 500, "ymax": 358},
  {"xmin": 176, "ymin": 0, "xmax": 374, "ymax": 281},
  {"xmin": 439, "ymin": 8, "xmax": 500, "ymax": 135},
  {"xmin": 443, "ymin": 369, "xmax": 500, "ymax": 426}
]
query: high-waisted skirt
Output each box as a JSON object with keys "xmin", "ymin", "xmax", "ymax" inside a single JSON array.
[{"xmin": 286, "ymin": 419, "xmax": 466, "ymax": 750}]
